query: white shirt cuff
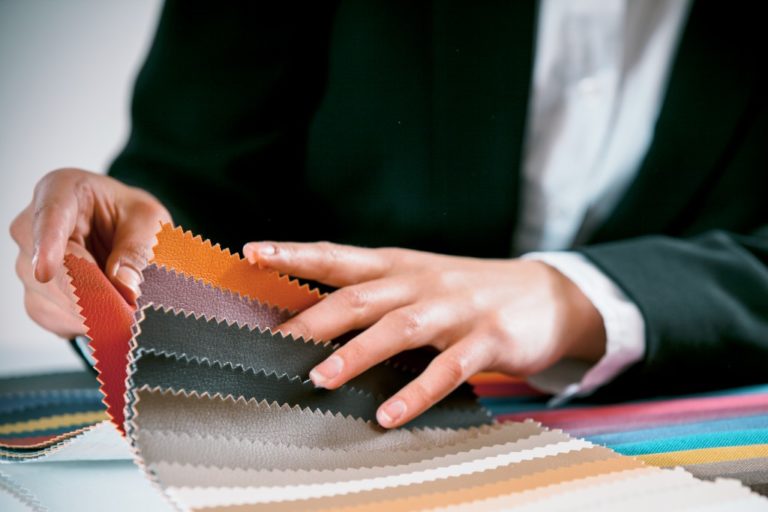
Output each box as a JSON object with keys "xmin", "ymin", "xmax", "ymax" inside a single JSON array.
[{"xmin": 521, "ymin": 251, "xmax": 646, "ymax": 406}]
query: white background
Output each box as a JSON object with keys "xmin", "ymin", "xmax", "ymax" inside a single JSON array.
[{"xmin": 0, "ymin": 0, "xmax": 162, "ymax": 375}]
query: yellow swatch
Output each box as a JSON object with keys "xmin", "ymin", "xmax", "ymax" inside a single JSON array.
[
  {"xmin": 0, "ymin": 411, "xmax": 107, "ymax": 435},
  {"xmin": 638, "ymin": 444, "xmax": 768, "ymax": 466}
]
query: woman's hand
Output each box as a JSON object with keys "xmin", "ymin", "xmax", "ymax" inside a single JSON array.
[
  {"xmin": 10, "ymin": 169, "xmax": 171, "ymax": 338},
  {"xmin": 243, "ymin": 241, "xmax": 606, "ymax": 428}
]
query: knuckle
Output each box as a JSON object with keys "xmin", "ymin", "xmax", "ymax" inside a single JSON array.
[
  {"xmin": 14, "ymin": 254, "xmax": 28, "ymax": 282},
  {"xmin": 23, "ymin": 292, "xmax": 45, "ymax": 323},
  {"xmin": 407, "ymin": 379, "xmax": 441, "ymax": 407},
  {"xmin": 34, "ymin": 168, "xmax": 80, "ymax": 194},
  {"xmin": 484, "ymin": 309, "xmax": 514, "ymax": 341},
  {"xmin": 320, "ymin": 241, "xmax": 344, "ymax": 265},
  {"xmin": 281, "ymin": 317, "xmax": 313, "ymax": 341},
  {"xmin": 9, "ymin": 212, "xmax": 25, "ymax": 244},
  {"xmin": 390, "ymin": 308, "xmax": 424, "ymax": 343},
  {"xmin": 433, "ymin": 269, "xmax": 464, "ymax": 290},
  {"xmin": 116, "ymin": 240, "xmax": 153, "ymax": 267},
  {"xmin": 337, "ymin": 341, "xmax": 367, "ymax": 367},
  {"xmin": 15, "ymin": 254, "xmax": 28, "ymax": 280},
  {"xmin": 439, "ymin": 354, "xmax": 469, "ymax": 385},
  {"xmin": 336, "ymin": 286, "xmax": 369, "ymax": 313}
]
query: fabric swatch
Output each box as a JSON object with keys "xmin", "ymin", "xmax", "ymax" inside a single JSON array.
[
  {"xmin": 131, "ymin": 389, "xmax": 498, "ymax": 452},
  {"xmin": 476, "ymin": 374, "xmax": 768, "ymax": 497},
  {"xmin": 130, "ymin": 350, "xmax": 488, "ymax": 429},
  {"xmin": 0, "ymin": 372, "xmax": 105, "ymax": 459},
  {"xmin": 138, "ymin": 264, "xmax": 290, "ymax": 330},
  {"xmin": 64, "ymin": 254, "xmax": 135, "ymax": 432},
  {"xmin": 151, "ymin": 223, "xmax": 322, "ymax": 312},
  {"xmin": 133, "ymin": 305, "xmax": 482, "ymax": 411}
]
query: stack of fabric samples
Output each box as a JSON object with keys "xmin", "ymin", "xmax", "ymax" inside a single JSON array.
[
  {"xmin": 0, "ymin": 372, "xmax": 106, "ymax": 461},
  {"xmin": 29, "ymin": 223, "xmax": 768, "ymax": 510}
]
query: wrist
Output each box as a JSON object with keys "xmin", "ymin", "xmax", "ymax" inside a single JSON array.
[{"xmin": 543, "ymin": 262, "xmax": 607, "ymax": 363}]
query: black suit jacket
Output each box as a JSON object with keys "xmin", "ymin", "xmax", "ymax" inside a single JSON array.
[{"xmin": 109, "ymin": 0, "xmax": 768, "ymax": 400}]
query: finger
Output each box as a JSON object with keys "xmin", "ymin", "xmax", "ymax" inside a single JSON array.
[
  {"xmin": 31, "ymin": 171, "xmax": 83, "ymax": 283},
  {"xmin": 308, "ymin": 300, "xmax": 469, "ymax": 389},
  {"xmin": 24, "ymin": 289, "xmax": 86, "ymax": 338},
  {"xmin": 376, "ymin": 334, "xmax": 494, "ymax": 428},
  {"xmin": 105, "ymin": 200, "xmax": 171, "ymax": 303},
  {"xmin": 16, "ymin": 253, "xmax": 82, "ymax": 313},
  {"xmin": 242, "ymin": 241, "xmax": 395, "ymax": 287},
  {"xmin": 277, "ymin": 276, "xmax": 418, "ymax": 341}
]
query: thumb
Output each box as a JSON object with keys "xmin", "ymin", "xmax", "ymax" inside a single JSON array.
[{"xmin": 105, "ymin": 204, "xmax": 170, "ymax": 304}]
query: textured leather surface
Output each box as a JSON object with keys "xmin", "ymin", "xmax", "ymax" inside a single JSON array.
[
  {"xmin": 131, "ymin": 389, "xmax": 493, "ymax": 449},
  {"xmin": 182, "ymin": 452, "xmax": 636, "ymax": 512},
  {"xmin": 138, "ymin": 264, "xmax": 290, "ymax": 329},
  {"xmin": 149, "ymin": 429, "xmax": 567, "ymax": 487},
  {"xmin": 151, "ymin": 223, "xmax": 323, "ymax": 312},
  {"xmin": 64, "ymin": 255, "xmax": 135, "ymax": 433},
  {"xmin": 130, "ymin": 350, "xmax": 490, "ymax": 429},
  {"xmin": 134, "ymin": 307, "xmax": 480, "ymax": 406}
]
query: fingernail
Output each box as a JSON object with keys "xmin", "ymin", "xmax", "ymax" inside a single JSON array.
[
  {"xmin": 115, "ymin": 265, "xmax": 142, "ymax": 298},
  {"xmin": 309, "ymin": 355, "xmax": 343, "ymax": 387},
  {"xmin": 377, "ymin": 399, "xmax": 406, "ymax": 426},
  {"xmin": 258, "ymin": 244, "xmax": 276, "ymax": 257}
]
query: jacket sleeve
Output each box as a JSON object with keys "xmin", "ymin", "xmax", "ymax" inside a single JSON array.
[
  {"xmin": 579, "ymin": 226, "xmax": 768, "ymax": 400},
  {"xmin": 108, "ymin": 0, "xmax": 338, "ymax": 250}
]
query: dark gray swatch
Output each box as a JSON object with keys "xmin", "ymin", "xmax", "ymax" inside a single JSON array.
[
  {"xmin": 131, "ymin": 351, "xmax": 491, "ymax": 429},
  {"xmin": 135, "ymin": 307, "xmax": 480, "ymax": 407}
]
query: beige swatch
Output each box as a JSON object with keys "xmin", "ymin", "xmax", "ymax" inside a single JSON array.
[
  {"xmin": 133, "ymin": 388, "xmax": 504, "ymax": 451},
  {"xmin": 150, "ymin": 429, "xmax": 571, "ymax": 487},
  {"xmin": 191, "ymin": 453, "xmax": 638, "ymax": 512},
  {"xmin": 137, "ymin": 420, "xmax": 550, "ymax": 472}
]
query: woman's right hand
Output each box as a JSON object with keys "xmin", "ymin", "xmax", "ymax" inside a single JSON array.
[{"xmin": 9, "ymin": 169, "xmax": 171, "ymax": 338}]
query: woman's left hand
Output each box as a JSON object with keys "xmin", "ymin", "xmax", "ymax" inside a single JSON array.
[{"xmin": 243, "ymin": 241, "xmax": 606, "ymax": 428}]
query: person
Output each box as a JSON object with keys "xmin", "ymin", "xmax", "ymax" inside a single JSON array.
[{"xmin": 10, "ymin": 0, "xmax": 767, "ymax": 429}]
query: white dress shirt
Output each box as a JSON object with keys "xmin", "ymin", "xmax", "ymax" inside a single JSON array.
[{"xmin": 517, "ymin": 0, "xmax": 691, "ymax": 401}]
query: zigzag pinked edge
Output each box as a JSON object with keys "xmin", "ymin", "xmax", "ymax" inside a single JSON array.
[
  {"xmin": 138, "ymin": 263, "xmax": 291, "ymax": 330},
  {"xmin": 124, "ymin": 312, "xmax": 185, "ymax": 512},
  {"xmin": 131, "ymin": 385, "xmax": 509, "ymax": 445},
  {"xmin": 63, "ymin": 254, "xmax": 125, "ymax": 434},
  {"xmin": 150, "ymin": 223, "xmax": 325, "ymax": 311},
  {"xmin": 141, "ymin": 427, "xmax": 559, "ymax": 481},
  {"xmin": 130, "ymin": 341, "xmax": 491, "ymax": 423},
  {"xmin": 0, "ymin": 420, "xmax": 107, "ymax": 461},
  {"xmin": 133, "ymin": 303, "xmax": 489, "ymax": 417},
  {"xmin": 133, "ymin": 301, "xmax": 334, "ymax": 351},
  {"xmin": 131, "ymin": 304, "xmax": 398, "ymax": 403},
  {"xmin": 161, "ymin": 440, "xmax": 620, "ymax": 508}
]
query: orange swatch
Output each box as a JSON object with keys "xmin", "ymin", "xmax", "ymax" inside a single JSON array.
[
  {"xmin": 65, "ymin": 255, "xmax": 135, "ymax": 434},
  {"xmin": 151, "ymin": 223, "xmax": 323, "ymax": 312}
]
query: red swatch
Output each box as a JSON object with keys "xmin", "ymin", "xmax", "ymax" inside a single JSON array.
[{"xmin": 65, "ymin": 255, "xmax": 135, "ymax": 434}]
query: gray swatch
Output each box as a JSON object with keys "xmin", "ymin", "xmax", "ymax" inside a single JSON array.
[
  {"xmin": 134, "ymin": 307, "xmax": 483, "ymax": 412},
  {"xmin": 131, "ymin": 350, "xmax": 491, "ymax": 429}
]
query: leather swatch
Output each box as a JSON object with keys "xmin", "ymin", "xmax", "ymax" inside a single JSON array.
[
  {"xmin": 64, "ymin": 255, "xmax": 135, "ymax": 433},
  {"xmin": 133, "ymin": 306, "xmax": 483, "ymax": 409},
  {"xmin": 148, "ymin": 430, "xmax": 574, "ymax": 487},
  {"xmin": 169, "ymin": 452, "xmax": 636, "ymax": 511},
  {"xmin": 130, "ymin": 350, "xmax": 489, "ymax": 429},
  {"xmin": 131, "ymin": 389, "xmax": 497, "ymax": 451},
  {"xmin": 151, "ymin": 223, "xmax": 322, "ymax": 312},
  {"xmin": 138, "ymin": 264, "xmax": 290, "ymax": 330}
]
